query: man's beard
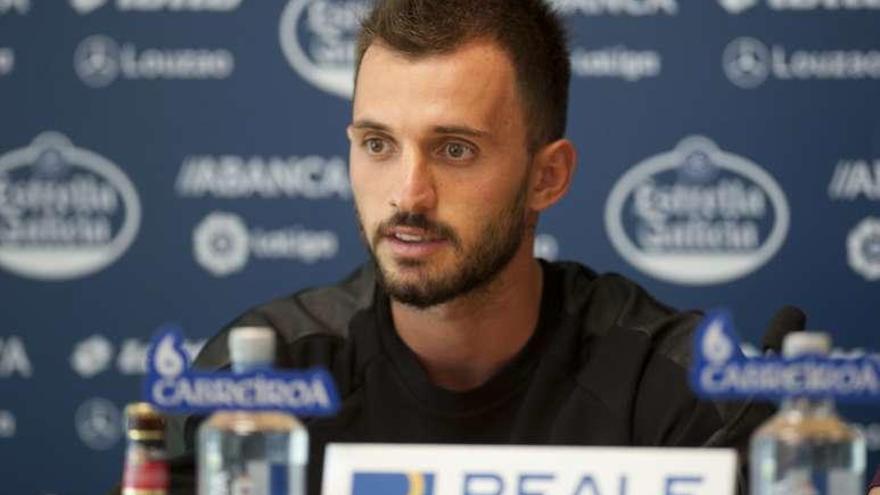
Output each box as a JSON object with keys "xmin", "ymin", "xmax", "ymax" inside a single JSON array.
[{"xmin": 357, "ymin": 181, "xmax": 529, "ymax": 309}]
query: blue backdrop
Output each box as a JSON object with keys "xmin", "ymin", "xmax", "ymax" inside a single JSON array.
[{"xmin": 0, "ymin": 1, "xmax": 878, "ymax": 493}]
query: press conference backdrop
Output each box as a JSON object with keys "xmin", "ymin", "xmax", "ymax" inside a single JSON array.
[{"xmin": 0, "ymin": 0, "xmax": 879, "ymax": 493}]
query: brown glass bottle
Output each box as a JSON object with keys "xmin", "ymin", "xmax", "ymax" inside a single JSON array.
[{"xmin": 122, "ymin": 402, "xmax": 168, "ymax": 495}]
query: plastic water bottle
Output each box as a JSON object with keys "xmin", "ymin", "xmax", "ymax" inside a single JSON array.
[
  {"xmin": 197, "ymin": 326, "xmax": 309, "ymax": 495},
  {"xmin": 750, "ymin": 332, "xmax": 866, "ymax": 495}
]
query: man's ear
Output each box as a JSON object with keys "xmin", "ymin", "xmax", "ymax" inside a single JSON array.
[{"xmin": 528, "ymin": 139, "xmax": 577, "ymax": 212}]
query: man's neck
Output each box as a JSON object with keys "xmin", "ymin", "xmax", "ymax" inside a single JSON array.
[{"xmin": 390, "ymin": 247, "xmax": 544, "ymax": 392}]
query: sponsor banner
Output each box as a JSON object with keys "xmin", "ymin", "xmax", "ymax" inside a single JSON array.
[
  {"xmin": 69, "ymin": 0, "xmax": 241, "ymax": 15},
  {"xmin": 70, "ymin": 333, "xmax": 205, "ymax": 378},
  {"xmin": 74, "ymin": 35, "xmax": 234, "ymax": 88},
  {"xmin": 847, "ymin": 217, "xmax": 880, "ymax": 281},
  {"xmin": 0, "ymin": 335, "xmax": 32, "ymax": 378},
  {"xmin": 724, "ymin": 37, "xmax": 880, "ymax": 89},
  {"xmin": 570, "ymin": 46, "xmax": 662, "ymax": 82},
  {"xmin": 691, "ymin": 310, "xmax": 880, "ymax": 402},
  {"xmin": 549, "ymin": 0, "xmax": 678, "ymax": 16},
  {"xmin": 829, "ymin": 159, "xmax": 880, "ymax": 201},
  {"xmin": 0, "ymin": 132, "xmax": 141, "ymax": 280},
  {"xmin": 175, "ymin": 154, "xmax": 351, "ymax": 200},
  {"xmin": 605, "ymin": 136, "xmax": 789, "ymax": 285},
  {"xmin": 279, "ymin": 0, "xmax": 369, "ymax": 98},
  {"xmin": 0, "ymin": 0, "xmax": 28, "ymax": 14},
  {"xmin": 193, "ymin": 211, "xmax": 340, "ymax": 277},
  {"xmin": 719, "ymin": 0, "xmax": 880, "ymax": 14},
  {"xmin": 324, "ymin": 444, "xmax": 736, "ymax": 495},
  {"xmin": 75, "ymin": 397, "xmax": 122, "ymax": 450},
  {"xmin": 0, "ymin": 48, "xmax": 13, "ymax": 77},
  {"xmin": 0, "ymin": 410, "xmax": 15, "ymax": 438},
  {"xmin": 144, "ymin": 328, "xmax": 341, "ymax": 416}
]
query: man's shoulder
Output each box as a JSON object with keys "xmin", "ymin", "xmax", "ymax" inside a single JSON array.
[
  {"xmin": 551, "ymin": 260, "xmax": 701, "ymax": 367},
  {"xmin": 193, "ymin": 263, "xmax": 376, "ymax": 370}
]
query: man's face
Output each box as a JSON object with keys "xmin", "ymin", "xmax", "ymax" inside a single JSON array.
[{"xmin": 348, "ymin": 39, "xmax": 533, "ymax": 308}]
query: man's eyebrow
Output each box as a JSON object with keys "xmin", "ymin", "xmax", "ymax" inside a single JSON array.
[
  {"xmin": 432, "ymin": 125, "xmax": 490, "ymax": 139},
  {"xmin": 350, "ymin": 120, "xmax": 391, "ymax": 132}
]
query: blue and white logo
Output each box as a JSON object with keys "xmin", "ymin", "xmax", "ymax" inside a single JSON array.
[
  {"xmin": 723, "ymin": 37, "xmax": 770, "ymax": 89},
  {"xmin": 0, "ymin": 47, "xmax": 13, "ymax": 77},
  {"xmin": 352, "ymin": 471, "xmax": 435, "ymax": 495},
  {"xmin": 75, "ymin": 397, "xmax": 122, "ymax": 450},
  {"xmin": 144, "ymin": 327, "xmax": 341, "ymax": 416},
  {"xmin": 0, "ymin": 132, "xmax": 141, "ymax": 280},
  {"xmin": 605, "ymin": 136, "xmax": 789, "ymax": 285},
  {"xmin": 848, "ymin": 217, "xmax": 880, "ymax": 281},
  {"xmin": 717, "ymin": 0, "xmax": 759, "ymax": 14},
  {"xmin": 279, "ymin": 0, "xmax": 370, "ymax": 98},
  {"xmin": 691, "ymin": 311, "xmax": 880, "ymax": 402}
]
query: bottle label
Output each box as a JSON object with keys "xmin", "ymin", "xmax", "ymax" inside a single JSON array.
[
  {"xmin": 770, "ymin": 468, "xmax": 862, "ymax": 495},
  {"xmin": 207, "ymin": 462, "xmax": 292, "ymax": 495},
  {"xmin": 123, "ymin": 449, "xmax": 168, "ymax": 492}
]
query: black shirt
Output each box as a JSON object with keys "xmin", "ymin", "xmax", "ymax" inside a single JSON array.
[{"xmin": 155, "ymin": 260, "xmax": 769, "ymax": 495}]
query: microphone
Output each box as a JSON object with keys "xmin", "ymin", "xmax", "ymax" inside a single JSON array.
[{"xmin": 761, "ymin": 305, "xmax": 807, "ymax": 354}]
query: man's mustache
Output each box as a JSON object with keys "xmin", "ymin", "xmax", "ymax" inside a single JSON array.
[{"xmin": 375, "ymin": 211, "xmax": 461, "ymax": 247}]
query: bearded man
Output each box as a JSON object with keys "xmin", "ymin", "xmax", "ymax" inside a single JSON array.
[{"xmin": 159, "ymin": 1, "xmax": 780, "ymax": 494}]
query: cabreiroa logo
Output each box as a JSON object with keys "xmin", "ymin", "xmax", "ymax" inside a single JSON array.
[
  {"xmin": 278, "ymin": 0, "xmax": 370, "ymax": 99},
  {"xmin": 0, "ymin": 132, "xmax": 141, "ymax": 280},
  {"xmin": 605, "ymin": 136, "xmax": 789, "ymax": 285}
]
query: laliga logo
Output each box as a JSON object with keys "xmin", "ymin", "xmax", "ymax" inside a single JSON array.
[
  {"xmin": 278, "ymin": 0, "xmax": 370, "ymax": 98},
  {"xmin": 0, "ymin": 132, "xmax": 141, "ymax": 280},
  {"xmin": 605, "ymin": 136, "xmax": 789, "ymax": 285}
]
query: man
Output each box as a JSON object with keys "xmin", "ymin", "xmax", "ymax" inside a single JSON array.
[{"xmin": 161, "ymin": 1, "xmax": 780, "ymax": 493}]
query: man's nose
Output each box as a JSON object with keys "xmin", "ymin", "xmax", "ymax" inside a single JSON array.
[{"xmin": 392, "ymin": 148, "xmax": 437, "ymax": 213}]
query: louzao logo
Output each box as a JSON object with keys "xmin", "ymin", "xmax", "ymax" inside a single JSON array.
[
  {"xmin": 352, "ymin": 471, "xmax": 435, "ymax": 495},
  {"xmin": 75, "ymin": 397, "xmax": 122, "ymax": 450},
  {"xmin": 279, "ymin": 0, "xmax": 370, "ymax": 98},
  {"xmin": 75, "ymin": 34, "xmax": 234, "ymax": 88},
  {"xmin": 605, "ymin": 136, "xmax": 790, "ymax": 285},
  {"xmin": 71, "ymin": 0, "xmax": 240, "ymax": 14},
  {"xmin": 723, "ymin": 37, "xmax": 770, "ymax": 89},
  {"xmin": 0, "ymin": 133, "xmax": 141, "ymax": 280}
]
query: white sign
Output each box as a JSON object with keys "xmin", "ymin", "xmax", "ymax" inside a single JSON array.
[
  {"xmin": 605, "ymin": 136, "xmax": 789, "ymax": 285},
  {"xmin": 323, "ymin": 444, "xmax": 737, "ymax": 495}
]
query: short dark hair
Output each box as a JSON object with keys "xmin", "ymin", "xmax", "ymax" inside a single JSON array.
[{"xmin": 355, "ymin": 0, "xmax": 570, "ymax": 151}]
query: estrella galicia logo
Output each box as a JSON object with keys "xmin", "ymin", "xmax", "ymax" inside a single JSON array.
[
  {"xmin": 0, "ymin": 132, "xmax": 141, "ymax": 280},
  {"xmin": 723, "ymin": 37, "xmax": 770, "ymax": 89},
  {"xmin": 144, "ymin": 327, "xmax": 341, "ymax": 416},
  {"xmin": 352, "ymin": 471, "xmax": 435, "ymax": 495},
  {"xmin": 605, "ymin": 136, "xmax": 789, "ymax": 285},
  {"xmin": 279, "ymin": 0, "xmax": 370, "ymax": 98}
]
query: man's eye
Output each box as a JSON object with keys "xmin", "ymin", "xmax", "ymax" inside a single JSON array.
[
  {"xmin": 364, "ymin": 138, "xmax": 388, "ymax": 155},
  {"xmin": 442, "ymin": 142, "xmax": 475, "ymax": 160}
]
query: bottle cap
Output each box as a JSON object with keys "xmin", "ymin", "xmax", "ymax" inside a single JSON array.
[
  {"xmin": 782, "ymin": 331, "xmax": 831, "ymax": 358},
  {"xmin": 229, "ymin": 326, "xmax": 276, "ymax": 366},
  {"xmin": 124, "ymin": 402, "xmax": 164, "ymax": 441}
]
